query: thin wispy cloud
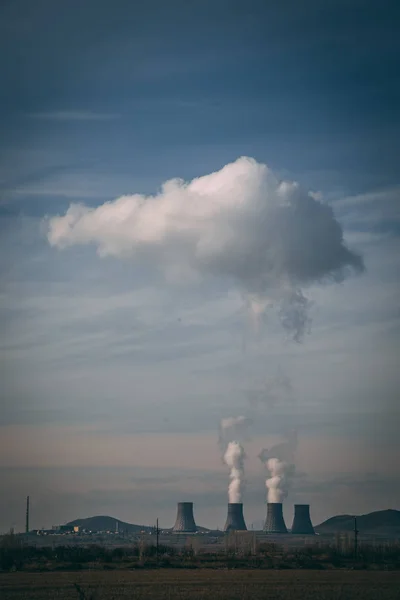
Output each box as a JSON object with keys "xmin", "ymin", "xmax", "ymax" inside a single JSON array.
[
  {"xmin": 26, "ymin": 111, "xmax": 121, "ymax": 121},
  {"xmin": 334, "ymin": 186, "xmax": 400, "ymax": 209}
]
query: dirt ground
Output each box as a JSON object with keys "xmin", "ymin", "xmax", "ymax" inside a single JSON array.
[{"xmin": 1, "ymin": 569, "xmax": 400, "ymax": 600}]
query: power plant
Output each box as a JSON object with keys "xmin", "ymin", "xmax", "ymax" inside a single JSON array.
[
  {"xmin": 224, "ymin": 503, "xmax": 247, "ymax": 531},
  {"xmin": 264, "ymin": 502, "xmax": 288, "ymax": 534},
  {"xmin": 291, "ymin": 504, "xmax": 315, "ymax": 535},
  {"xmin": 22, "ymin": 496, "xmax": 315, "ymax": 535},
  {"xmin": 172, "ymin": 502, "xmax": 197, "ymax": 533}
]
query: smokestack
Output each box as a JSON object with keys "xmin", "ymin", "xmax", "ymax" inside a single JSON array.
[
  {"xmin": 224, "ymin": 503, "xmax": 247, "ymax": 532},
  {"xmin": 25, "ymin": 496, "xmax": 29, "ymax": 534},
  {"xmin": 172, "ymin": 502, "xmax": 197, "ymax": 533},
  {"xmin": 291, "ymin": 504, "xmax": 315, "ymax": 535},
  {"xmin": 264, "ymin": 502, "xmax": 288, "ymax": 534}
]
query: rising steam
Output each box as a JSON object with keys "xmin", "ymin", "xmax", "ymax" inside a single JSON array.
[
  {"xmin": 223, "ymin": 441, "xmax": 246, "ymax": 503},
  {"xmin": 265, "ymin": 457, "xmax": 289, "ymax": 503},
  {"xmin": 259, "ymin": 431, "xmax": 297, "ymax": 503},
  {"xmin": 219, "ymin": 416, "xmax": 250, "ymax": 502},
  {"xmin": 219, "ymin": 415, "xmax": 252, "ymax": 448},
  {"xmin": 47, "ymin": 157, "xmax": 364, "ymax": 341}
]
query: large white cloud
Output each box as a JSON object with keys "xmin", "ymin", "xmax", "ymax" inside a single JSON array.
[{"xmin": 47, "ymin": 157, "xmax": 363, "ymax": 339}]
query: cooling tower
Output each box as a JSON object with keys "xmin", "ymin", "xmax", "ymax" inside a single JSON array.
[
  {"xmin": 291, "ymin": 504, "xmax": 315, "ymax": 534},
  {"xmin": 264, "ymin": 502, "xmax": 288, "ymax": 534},
  {"xmin": 172, "ymin": 502, "xmax": 197, "ymax": 532},
  {"xmin": 224, "ymin": 503, "xmax": 247, "ymax": 531}
]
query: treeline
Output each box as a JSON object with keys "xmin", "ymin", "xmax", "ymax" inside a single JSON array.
[{"xmin": 1, "ymin": 532, "xmax": 399, "ymax": 572}]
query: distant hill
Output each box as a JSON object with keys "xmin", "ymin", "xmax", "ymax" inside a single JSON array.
[
  {"xmin": 316, "ymin": 510, "xmax": 400, "ymax": 536},
  {"xmin": 66, "ymin": 516, "xmax": 154, "ymax": 533},
  {"xmin": 66, "ymin": 515, "xmax": 209, "ymax": 533}
]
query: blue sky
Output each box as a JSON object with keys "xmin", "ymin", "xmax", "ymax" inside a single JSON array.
[{"xmin": 0, "ymin": 0, "xmax": 399, "ymax": 531}]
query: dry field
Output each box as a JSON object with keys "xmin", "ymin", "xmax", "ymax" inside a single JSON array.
[{"xmin": 1, "ymin": 569, "xmax": 400, "ymax": 600}]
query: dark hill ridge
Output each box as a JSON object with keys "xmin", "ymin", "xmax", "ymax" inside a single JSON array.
[
  {"xmin": 67, "ymin": 516, "xmax": 153, "ymax": 533},
  {"xmin": 67, "ymin": 515, "xmax": 209, "ymax": 533},
  {"xmin": 316, "ymin": 510, "xmax": 400, "ymax": 535}
]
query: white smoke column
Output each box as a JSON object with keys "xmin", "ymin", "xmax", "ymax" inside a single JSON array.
[
  {"xmin": 266, "ymin": 457, "xmax": 288, "ymax": 503},
  {"xmin": 223, "ymin": 441, "xmax": 246, "ymax": 503},
  {"xmin": 47, "ymin": 157, "xmax": 364, "ymax": 342},
  {"xmin": 219, "ymin": 416, "xmax": 250, "ymax": 502},
  {"xmin": 259, "ymin": 431, "xmax": 297, "ymax": 503}
]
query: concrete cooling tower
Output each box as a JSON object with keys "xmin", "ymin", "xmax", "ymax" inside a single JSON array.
[
  {"xmin": 172, "ymin": 502, "xmax": 197, "ymax": 532},
  {"xmin": 264, "ymin": 502, "xmax": 288, "ymax": 534},
  {"xmin": 291, "ymin": 504, "xmax": 315, "ymax": 535},
  {"xmin": 224, "ymin": 503, "xmax": 247, "ymax": 531}
]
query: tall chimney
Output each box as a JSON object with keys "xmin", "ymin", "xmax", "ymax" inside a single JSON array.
[
  {"xmin": 224, "ymin": 503, "xmax": 247, "ymax": 531},
  {"xmin": 264, "ymin": 502, "xmax": 288, "ymax": 534},
  {"xmin": 172, "ymin": 502, "xmax": 197, "ymax": 533},
  {"xmin": 25, "ymin": 496, "xmax": 30, "ymax": 534},
  {"xmin": 291, "ymin": 504, "xmax": 315, "ymax": 535}
]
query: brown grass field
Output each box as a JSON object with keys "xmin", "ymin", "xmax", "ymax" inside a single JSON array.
[{"xmin": 1, "ymin": 569, "xmax": 400, "ymax": 600}]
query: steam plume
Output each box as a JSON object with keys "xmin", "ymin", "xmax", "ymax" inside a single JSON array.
[
  {"xmin": 265, "ymin": 457, "xmax": 290, "ymax": 503},
  {"xmin": 278, "ymin": 289, "xmax": 313, "ymax": 342},
  {"xmin": 219, "ymin": 416, "xmax": 250, "ymax": 502},
  {"xmin": 47, "ymin": 157, "xmax": 364, "ymax": 341},
  {"xmin": 219, "ymin": 415, "xmax": 252, "ymax": 448},
  {"xmin": 223, "ymin": 441, "xmax": 246, "ymax": 503},
  {"xmin": 259, "ymin": 431, "xmax": 297, "ymax": 503}
]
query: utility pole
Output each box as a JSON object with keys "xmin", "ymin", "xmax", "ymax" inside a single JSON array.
[
  {"xmin": 156, "ymin": 518, "xmax": 160, "ymax": 564},
  {"xmin": 25, "ymin": 496, "xmax": 30, "ymax": 534},
  {"xmin": 354, "ymin": 517, "xmax": 359, "ymax": 561}
]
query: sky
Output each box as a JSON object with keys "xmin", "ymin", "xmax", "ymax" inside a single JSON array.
[{"xmin": 0, "ymin": 0, "xmax": 399, "ymax": 532}]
